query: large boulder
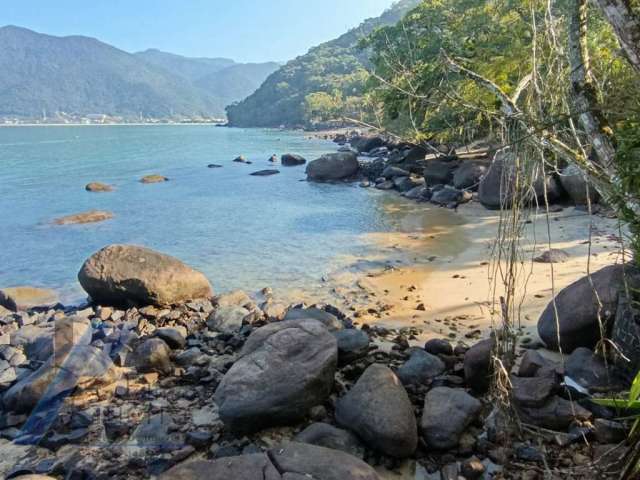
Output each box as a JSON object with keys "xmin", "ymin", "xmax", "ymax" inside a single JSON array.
[
  {"xmin": 159, "ymin": 454, "xmax": 281, "ymax": 480},
  {"xmin": 537, "ymin": 264, "xmax": 631, "ymax": 352},
  {"xmin": 306, "ymin": 152, "xmax": 359, "ymax": 182},
  {"xmin": 284, "ymin": 307, "xmax": 343, "ymax": 331},
  {"xmin": 423, "ymin": 160, "xmax": 458, "ymax": 186},
  {"xmin": 0, "ymin": 287, "xmax": 59, "ymax": 312},
  {"xmin": 78, "ymin": 244, "xmax": 213, "ymax": 307},
  {"xmin": 214, "ymin": 319, "xmax": 337, "ymax": 433},
  {"xmin": 269, "ymin": 442, "xmax": 380, "ymax": 480},
  {"xmin": 420, "ymin": 387, "xmax": 482, "ymax": 449},
  {"xmin": 350, "ymin": 135, "xmax": 385, "ymax": 154},
  {"xmin": 335, "ymin": 364, "xmax": 417, "ymax": 458},
  {"xmin": 281, "ymin": 153, "xmax": 306, "ymax": 166},
  {"xmin": 478, "ymin": 150, "xmax": 562, "ymax": 209},
  {"xmin": 453, "ymin": 161, "xmax": 488, "ymax": 190},
  {"xmin": 559, "ymin": 164, "xmax": 599, "ymax": 205}
]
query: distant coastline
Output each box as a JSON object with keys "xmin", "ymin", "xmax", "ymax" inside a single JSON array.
[{"xmin": 0, "ymin": 122, "xmax": 228, "ymax": 127}]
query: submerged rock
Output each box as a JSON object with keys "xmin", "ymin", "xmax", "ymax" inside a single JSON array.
[
  {"xmin": 306, "ymin": 152, "xmax": 359, "ymax": 182},
  {"xmin": 78, "ymin": 244, "xmax": 213, "ymax": 307},
  {"xmin": 214, "ymin": 319, "xmax": 337, "ymax": 433},
  {"xmin": 335, "ymin": 364, "xmax": 417, "ymax": 458},
  {"xmin": 250, "ymin": 169, "xmax": 279, "ymax": 176},
  {"xmin": 140, "ymin": 174, "xmax": 169, "ymax": 183},
  {"xmin": 53, "ymin": 210, "xmax": 114, "ymax": 225},
  {"xmin": 85, "ymin": 182, "xmax": 113, "ymax": 192}
]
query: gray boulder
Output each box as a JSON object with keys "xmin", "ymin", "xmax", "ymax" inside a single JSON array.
[
  {"xmin": 78, "ymin": 244, "xmax": 213, "ymax": 307},
  {"xmin": 334, "ymin": 329, "xmax": 369, "ymax": 365},
  {"xmin": 453, "ymin": 161, "xmax": 488, "ymax": 190},
  {"xmin": 397, "ymin": 349, "xmax": 445, "ymax": 386},
  {"xmin": 478, "ymin": 150, "xmax": 562, "ymax": 209},
  {"xmin": 284, "ymin": 307, "xmax": 343, "ymax": 331},
  {"xmin": 464, "ymin": 338, "xmax": 495, "ymax": 392},
  {"xmin": 269, "ymin": 441, "xmax": 380, "ymax": 480},
  {"xmin": 382, "ymin": 166, "xmax": 411, "ymax": 179},
  {"xmin": 559, "ymin": 164, "xmax": 599, "ymax": 205},
  {"xmin": 537, "ymin": 264, "xmax": 631, "ymax": 352},
  {"xmin": 159, "ymin": 454, "xmax": 281, "ymax": 480},
  {"xmin": 510, "ymin": 373, "xmax": 557, "ymax": 407},
  {"xmin": 394, "ymin": 175, "xmax": 424, "ymax": 193},
  {"xmin": 294, "ymin": 422, "xmax": 365, "ymax": 458},
  {"xmin": 306, "ymin": 152, "xmax": 359, "ymax": 182},
  {"xmin": 424, "ymin": 160, "xmax": 458, "ymax": 186},
  {"xmin": 565, "ymin": 347, "xmax": 622, "ymax": 391},
  {"xmin": 420, "ymin": 387, "xmax": 482, "ymax": 449},
  {"xmin": 281, "ymin": 153, "xmax": 306, "ymax": 166},
  {"xmin": 350, "ymin": 135, "xmax": 385, "ymax": 154},
  {"xmin": 129, "ymin": 338, "xmax": 173, "ymax": 375},
  {"xmin": 335, "ymin": 364, "xmax": 417, "ymax": 458},
  {"xmin": 431, "ymin": 186, "xmax": 471, "ymax": 206},
  {"xmin": 517, "ymin": 396, "xmax": 591, "ymax": 430},
  {"xmin": 214, "ymin": 319, "xmax": 337, "ymax": 433},
  {"xmin": 207, "ymin": 305, "xmax": 251, "ymax": 333}
]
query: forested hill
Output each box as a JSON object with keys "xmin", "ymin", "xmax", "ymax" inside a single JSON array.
[
  {"xmin": 225, "ymin": 0, "xmax": 420, "ymax": 128},
  {"xmin": 0, "ymin": 26, "xmax": 279, "ymax": 120}
]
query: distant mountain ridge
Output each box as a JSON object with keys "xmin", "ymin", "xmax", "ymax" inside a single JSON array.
[
  {"xmin": 226, "ymin": 0, "xmax": 421, "ymax": 128},
  {"xmin": 0, "ymin": 26, "xmax": 279, "ymax": 120}
]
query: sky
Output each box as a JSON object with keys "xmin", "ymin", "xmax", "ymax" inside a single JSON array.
[{"xmin": 2, "ymin": 0, "xmax": 397, "ymax": 63}]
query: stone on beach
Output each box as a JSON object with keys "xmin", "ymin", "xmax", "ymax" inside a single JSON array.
[
  {"xmin": 397, "ymin": 348, "xmax": 445, "ymax": 386},
  {"xmin": 335, "ymin": 363, "xmax": 418, "ymax": 458},
  {"xmin": 294, "ymin": 422, "xmax": 365, "ymax": 458},
  {"xmin": 283, "ymin": 307, "xmax": 343, "ymax": 331},
  {"xmin": 559, "ymin": 164, "xmax": 599, "ymax": 205},
  {"xmin": 0, "ymin": 286, "xmax": 59, "ymax": 312},
  {"xmin": 464, "ymin": 338, "xmax": 495, "ymax": 392},
  {"xmin": 140, "ymin": 174, "xmax": 169, "ymax": 183},
  {"xmin": 306, "ymin": 152, "xmax": 359, "ymax": 181},
  {"xmin": 420, "ymin": 387, "xmax": 482, "ymax": 449},
  {"xmin": 453, "ymin": 161, "xmax": 488, "ymax": 190},
  {"xmin": 77, "ymin": 244, "xmax": 213, "ymax": 307},
  {"xmin": 53, "ymin": 210, "xmax": 114, "ymax": 225},
  {"xmin": 85, "ymin": 182, "xmax": 113, "ymax": 192},
  {"xmin": 213, "ymin": 319, "xmax": 337, "ymax": 433},
  {"xmin": 537, "ymin": 264, "xmax": 631, "ymax": 352}
]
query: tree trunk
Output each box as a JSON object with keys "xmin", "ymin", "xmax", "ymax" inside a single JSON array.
[
  {"xmin": 568, "ymin": 0, "xmax": 618, "ymax": 170},
  {"xmin": 595, "ymin": 0, "xmax": 640, "ymax": 74}
]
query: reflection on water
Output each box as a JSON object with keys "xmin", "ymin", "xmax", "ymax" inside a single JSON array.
[{"xmin": 0, "ymin": 125, "xmax": 467, "ymax": 305}]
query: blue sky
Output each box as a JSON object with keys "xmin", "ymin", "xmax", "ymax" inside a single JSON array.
[{"xmin": 2, "ymin": 0, "xmax": 397, "ymax": 63}]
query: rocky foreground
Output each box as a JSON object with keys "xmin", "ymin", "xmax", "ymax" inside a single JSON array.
[{"xmin": 0, "ymin": 244, "xmax": 636, "ymax": 479}]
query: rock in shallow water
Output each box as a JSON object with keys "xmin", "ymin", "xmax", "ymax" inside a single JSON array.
[
  {"xmin": 214, "ymin": 319, "xmax": 337, "ymax": 433},
  {"xmin": 335, "ymin": 363, "xmax": 417, "ymax": 458},
  {"xmin": 306, "ymin": 152, "xmax": 359, "ymax": 182},
  {"xmin": 78, "ymin": 244, "xmax": 213, "ymax": 307},
  {"xmin": 250, "ymin": 169, "xmax": 280, "ymax": 176},
  {"xmin": 281, "ymin": 153, "xmax": 306, "ymax": 166},
  {"xmin": 53, "ymin": 210, "xmax": 114, "ymax": 225},
  {"xmin": 85, "ymin": 182, "xmax": 113, "ymax": 192},
  {"xmin": 140, "ymin": 174, "xmax": 168, "ymax": 183}
]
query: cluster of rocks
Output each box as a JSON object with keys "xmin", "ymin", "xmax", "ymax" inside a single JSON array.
[
  {"xmin": 330, "ymin": 132, "xmax": 599, "ymax": 210},
  {"xmin": 0, "ymin": 245, "xmax": 632, "ymax": 479}
]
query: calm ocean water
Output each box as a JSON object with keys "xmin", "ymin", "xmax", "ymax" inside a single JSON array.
[{"xmin": 0, "ymin": 125, "xmax": 417, "ymax": 304}]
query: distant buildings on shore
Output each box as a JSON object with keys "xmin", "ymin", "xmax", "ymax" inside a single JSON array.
[{"xmin": 0, "ymin": 111, "xmax": 227, "ymax": 125}]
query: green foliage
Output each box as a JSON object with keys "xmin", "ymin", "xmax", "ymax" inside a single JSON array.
[
  {"xmin": 225, "ymin": 0, "xmax": 421, "ymax": 127},
  {"xmin": 594, "ymin": 370, "xmax": 640, "ymax": 437}
]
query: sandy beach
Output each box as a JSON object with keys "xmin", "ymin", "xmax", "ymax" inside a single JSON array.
[{"xmin": 316, "ymin": 201, "xmax": 625, "ymax": 347}]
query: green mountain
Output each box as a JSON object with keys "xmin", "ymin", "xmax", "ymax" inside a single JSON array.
[
  {"xmin": 0, "ymin": 27, "xmax": 279, "ymax": 120},
  {"xmin": 0, "ymin": 26, "xmax": 224, "ymax": 119},
  {"xmin": 226, "ymin": 0, "xmax": 420, "ymax": 128},
  {"xmin": 135, "ymin": 49, "xmax": 280, "ymax": 110}
]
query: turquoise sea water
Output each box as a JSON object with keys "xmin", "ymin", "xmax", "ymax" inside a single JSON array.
[{"xmin": 0, "ymin": 125, "xmax": 415, "ymax": 304}]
